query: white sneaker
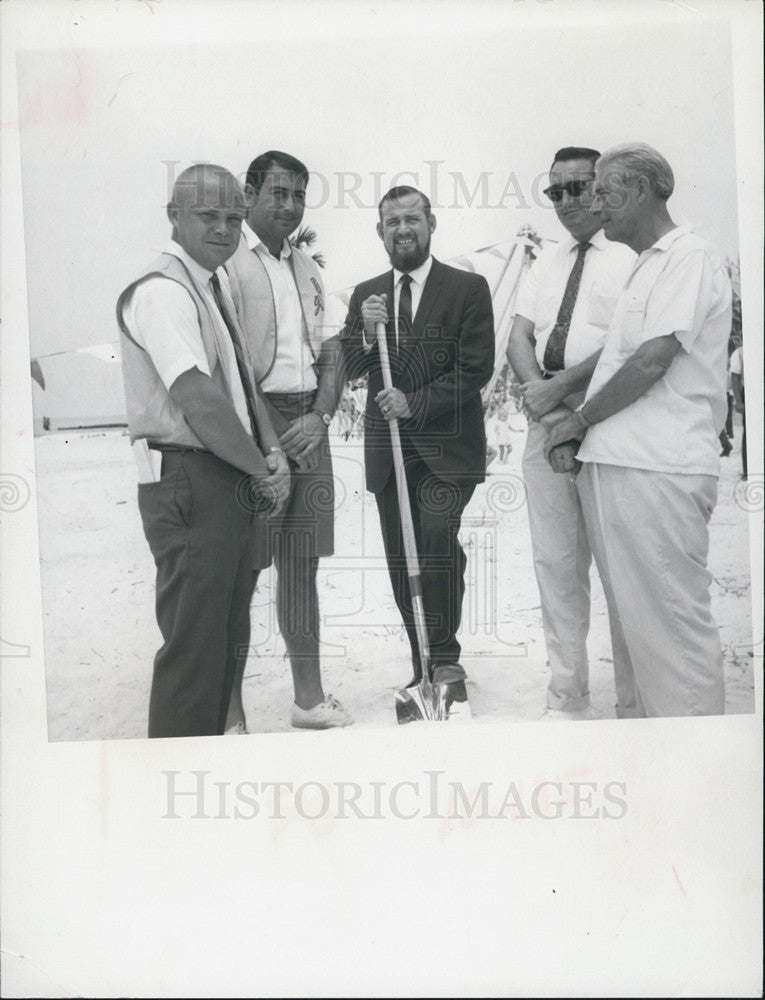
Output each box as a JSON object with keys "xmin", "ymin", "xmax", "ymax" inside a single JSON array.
[
  {"xmin": 291, "ymin": 694, "xmax": 354, "ymax": 730},
  {"xmin": 540, "ymin": 706, "xmax": 596, "ymax": 722},
  {"xmin": 225, "ymin": 721, "xmax": 247, "ymax": 735}
]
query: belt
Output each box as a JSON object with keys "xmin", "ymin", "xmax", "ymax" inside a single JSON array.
[
  {"xmin": 147, "ymin": 442, "xmax": 210, "ymax": 454},
  {"xmin": 264, "ymin": 391, "xmax": 316, "ymax": 405}
]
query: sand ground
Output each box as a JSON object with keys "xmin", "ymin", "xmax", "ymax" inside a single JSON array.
[{"xmin": 35, "ymin": 418, "xmax": 755, "ymax": 741}]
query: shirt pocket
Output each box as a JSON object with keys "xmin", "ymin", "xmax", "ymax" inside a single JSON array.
[
  {"xmin": 618, "ymin": 289, "xmax": 648, "ymax": 352},
  {"xmin": 586, "ymin": 281, "xmax": 621, "ymax": 331},
  {"xmin": 173, "ymin": 464, "xmax": 194, "ymax": 527}
]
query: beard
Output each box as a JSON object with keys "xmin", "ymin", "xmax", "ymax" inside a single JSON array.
[{"xmin": 388, "ymin": 233, "xmax": 431, "ymax": 272}]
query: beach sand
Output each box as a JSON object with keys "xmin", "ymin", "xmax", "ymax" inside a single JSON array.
[{"xmin": 34, "ymin": 421, "xmax": 755, "ymax": 741}]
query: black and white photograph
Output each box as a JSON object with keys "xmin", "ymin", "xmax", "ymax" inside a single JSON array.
[{"xmin": 1, "ymin": 0, "xmax": 762, "ymax": 996}]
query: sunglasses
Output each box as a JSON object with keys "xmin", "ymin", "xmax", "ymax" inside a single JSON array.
[{"xmin": 543, "ymin": 178, "xmax": 594, "ymax": 203}]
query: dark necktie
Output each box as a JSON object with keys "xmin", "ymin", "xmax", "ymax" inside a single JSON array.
[
  {"xmin": 209, "ymin": 271, "xmax": 261, "ymax": 446},
  {"xmin": 396, "ymin": 274, "xmax": 413, "ymax": 352},
  {"xmin": 542, "ymin": 241, "xmax": 591, "ymax": 373}
]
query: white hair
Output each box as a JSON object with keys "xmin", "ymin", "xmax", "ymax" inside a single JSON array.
[{"xmin": 597, "ymin": 143, "xmax": 675, "ymax": 200}]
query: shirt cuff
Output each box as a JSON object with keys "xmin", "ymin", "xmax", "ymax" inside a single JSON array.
[{"xmin": 576, "ymin": 404, "xmax": 594, "ymax": 427}]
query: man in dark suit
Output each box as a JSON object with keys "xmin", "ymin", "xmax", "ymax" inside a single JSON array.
[{"xmin": 341, "ymin": 186, "xmax": 495, "ymax": 697}]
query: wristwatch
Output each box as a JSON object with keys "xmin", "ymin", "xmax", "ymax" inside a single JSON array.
[{"xmin": 310, "ymin": 408, "xmax": 332, "ymax": 427}]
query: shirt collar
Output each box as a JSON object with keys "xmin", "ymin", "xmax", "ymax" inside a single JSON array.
[
  {"xmin": 561, "ymin": 229, "xmax": 608, "ymax": 253},
  {"xmin": 243, "ymin": 220, "xmax": 292, "ymax": 259},
  {"xmin": 646, "ymin": 223, "xmax": 694, "ymax": 255},
  {"xmin": 393, "ymin": 254, "xmax": 433, "ymax": 287},
  {"xmin": 588, "ymin": 229, "xmax": 610, "ymax": 252},
  {"xmin": 165, "ymin": 240, "xmax": 217, "ymax": 287}
]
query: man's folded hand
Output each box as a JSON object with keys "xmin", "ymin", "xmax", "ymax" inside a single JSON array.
[
  {"xmin": 547, "ymin": 441, "xmax": 582, "ymax": 476},
  {"xmin": 543, "ymin": 409, "xmax": 589, "ymax": 460},
  {"xmin": 521, "ymin": 376, "xmax": 568, "ymax": 420},
  {"xmin": 238, "ymin": 450, "xmax": 290, "ymax": 517}
]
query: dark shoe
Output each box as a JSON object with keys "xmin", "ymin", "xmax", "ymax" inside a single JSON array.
[
  {"xmin": 442, "ymin": 679, "xmax": 468, "ymax": 703},
  {"xmin": 432, "ymin": 663, "xmax": 467, "ymax": 685},
  {"xmin": 434, "ymin": 680, "xmax": 470, "ymax": 722},
  {"xmin": 432, "ymin": 664, "xmax": 468, "ymax": 712}
]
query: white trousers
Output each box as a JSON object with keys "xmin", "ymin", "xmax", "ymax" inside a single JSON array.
[
  {"xmin": 522, "ymin": 421, "xmax": 593, "ymax": 710},
  {"xmin": 577, "ymin": 462, "xmax": 725, "ymax": 718}
]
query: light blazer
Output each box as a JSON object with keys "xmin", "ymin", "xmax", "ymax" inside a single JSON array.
[{"xmin": 341, "ymin": 257, "xmax": 495, "ymax": 493}]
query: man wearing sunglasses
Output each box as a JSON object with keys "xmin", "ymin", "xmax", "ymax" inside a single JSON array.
[{"xmin": 506, "ymin": 147, "xmax": 634, "ymax": 721}]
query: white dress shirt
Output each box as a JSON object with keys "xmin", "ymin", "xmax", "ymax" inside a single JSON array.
[
  {"xmin": 363, "ymin": 255, "xmax": 433, "ymax": 351},
  {"xmin": 122, "ymin": 241, "xmax": 251, "ymax": 434},
  {"xmin": 515, "ymin": 230, "xmax": 635, "ymax": 370},
  {"xmin": 578, "ymin": 226, "xmax": 732, "ymax": 476},
  {"xmin": 242, "ymin": 221, "xmax": 317, "ymax": 393},
  {"xmin": 393, "ymin": 255, "xmax": 433, "ymax": 346}
]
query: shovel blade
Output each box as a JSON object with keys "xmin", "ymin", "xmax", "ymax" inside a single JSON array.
[
  {"xmin": 394, "ymin": 688, "xmax": 427, "ymax": 724},
  {"xmin": 394, "ymin": 681, "xmax": 447, "ymax": 724}
]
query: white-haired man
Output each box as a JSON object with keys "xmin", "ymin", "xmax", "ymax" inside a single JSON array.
[{"xmin": 545, "ymin": 143, "xmax": 731, "ymax": 718}]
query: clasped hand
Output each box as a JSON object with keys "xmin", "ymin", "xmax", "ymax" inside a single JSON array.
[
  {"xmin": 252, "ymin": 449, "xmax": 290, "ymax": 516},
  {"xmin": 520, "ymin": 375, "xmax": 568, "ymax": 421},
  {"xmin": 543, "ymin": 409, "xmax": 589, "ymax": 462},
  {"xmin": 279, "ymin": 411, "xmax": 324, "ymax": 471},
  {"xmin": 547, "ymin": 442, "xmax": 582, "ymax": 476},
  {"xmin": 361, "ymin": 293, "xmax": 389, "ymax": 343},
  {"xmin": 375, "ymin": 387, "xmax": 411, "ymax": 421}
]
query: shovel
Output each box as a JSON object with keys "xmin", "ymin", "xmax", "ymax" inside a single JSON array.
[{"xmin": 375, "ymin": 322, "xmax": 446, "ymax": 723}]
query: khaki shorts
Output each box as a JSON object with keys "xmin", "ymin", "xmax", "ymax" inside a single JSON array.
[{"xmin": 252, "ymin": 393, "xmax": 335, "ymax": 570}]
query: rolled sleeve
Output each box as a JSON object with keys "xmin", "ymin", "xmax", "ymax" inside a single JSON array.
[{"xmin": 125, "ymin": 277, "xmax": 211, "ymax": 390}]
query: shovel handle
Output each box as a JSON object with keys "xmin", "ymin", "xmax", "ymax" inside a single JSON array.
[{"xmin": 376, "ymin": 322, "xmax": 431, "ymax": 681}]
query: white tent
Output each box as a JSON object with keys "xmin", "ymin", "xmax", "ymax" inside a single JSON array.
[{"xmin": 30, "ymin": 229, "xmax": 551, "ymax": 432}]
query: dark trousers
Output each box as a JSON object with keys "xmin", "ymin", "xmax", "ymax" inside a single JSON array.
[
  {"xmin": 374, "ymin": 445, "xmax": 475, "ymax": 676},
  {"xmin": 138, "ymin": 451, "xmax": 257, "ymax": 738}
]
